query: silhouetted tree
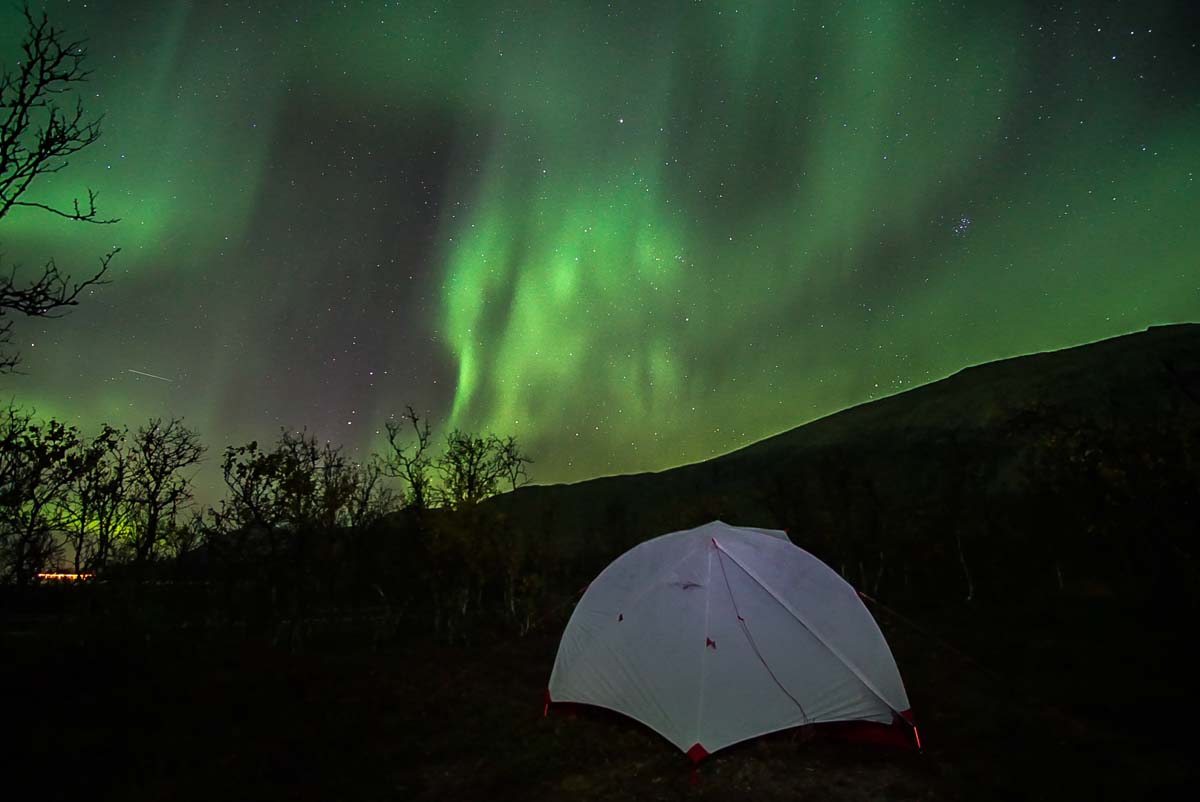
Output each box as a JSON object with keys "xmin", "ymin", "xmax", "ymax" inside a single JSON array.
[
  {"xmin": 162, "ymin": 510, "xmax": 205, "ymax": 564},
  {"xmin": 216, "ymin": 439, "xmax": 283, "ymax": 550},
  {"xmin": 317, "ymin": 444, "xmax": 396, "ymax": 530},
  {"xmin": 371, "ymin": 412, "xmax": 536, "ymax": 638},
  {"xmin": 0, "ymin": 404, "xmax": 80, "ymax": 582},
  {"xmin": 497, "ymin": 435, "xmax": 533, "ymax": 492},
  {"xmin": 213, "ymin": 428, "xmax": 399, "ymax": 642},
  {"xmin": 435, "ymin": 430, "xmax": 532, "ymax": 509},
  {"xmin": 215, "ymin": 428, "xmax": 396, "ymax": 566},
  {"xmin": 125, "ymin": 418, "xmax": 204, "ymax": 569},
  {"xmin": 215, "ymin": 429, "xmax": 321, "ymax": 559},
  {"xmin": 1, "ymin": 6, "xmax": 118, "ymax": 373},
  {"xmin": 316, "ymin": 441, "xmax": 356, "ymax": 531},
  {"xmin": 382, "ymin": 406, "xmax": 434, "ymax": 510},
  {"xmin": 61, "ymin": 423, "xmax": 127, "ymax": 574},
  {"xmin": 344, "ymin": 457, "xmax": 397, "ymax": 530}
]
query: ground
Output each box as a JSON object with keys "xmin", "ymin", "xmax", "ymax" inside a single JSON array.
[{"xmin": 5, "ymin": 606, "xmax": 1193, "ymax": 801}]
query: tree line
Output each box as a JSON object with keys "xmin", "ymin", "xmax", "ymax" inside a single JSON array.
[
  {"xmin": 0, "ymin": 7, "xmax": 554, "ymax": 644},
  {"xmin": 0, "ymin": 403, "xmax": 542, "ymax": 640}
]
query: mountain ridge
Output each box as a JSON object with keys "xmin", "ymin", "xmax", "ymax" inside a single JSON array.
[{"xmin": 490, "ymin": 323, "xmax": 1200, "ymax": 610}]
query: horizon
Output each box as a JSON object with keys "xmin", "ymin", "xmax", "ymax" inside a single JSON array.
[{"xmin": 3, "ymin": 0, "xmax": 1198, "ymax": 502}]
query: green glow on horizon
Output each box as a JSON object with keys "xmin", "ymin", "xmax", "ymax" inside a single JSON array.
[
  {"xmin": 0, "ymin": 1, "xmax": 1196, "ymax": 496},
  {"xmin": 430, "ymin": 1, "xmax": 1199, "ymax": 476}
]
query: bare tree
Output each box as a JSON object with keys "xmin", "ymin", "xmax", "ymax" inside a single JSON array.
[
  {"xmin": 382, "ymin": 406, "xmax": 434, "ymax": 510},
  {"xmin": 379, "ymin": 407, "xmax": 533, "ymax": 510},
  {"xmin": 435, "ymin": 430, "xmax": 532, "ymax": 509},
  {"xmin": 317, "ymin": 440, "xmax": 354, "ymax": 531},
  {"xmin": 218, "ymin": 429, "xmax": 396, "ymax": 537},
  {"xmin": 317, "ymin": 444, "xmax": 397, "ymax": 531},
  {"xmin": 215, "ymin": 439, "xmax": 281, "ymax": 546},
  {"xmin": 0, "ymin": 6, "xmax": 118, "ymax": 373},
  {"xmin": 0, "ymin": 404, "xmax": 80, "ymax": 582},
  {"xmin": 125, "ymin": 418, "xmax": 205, "ymax": 569},
  {"xmin": 60, "ymin": 423, "xmax": 127, "ymax": 574},
  {"xmin": 496, "ymin": 435, "xmax": 533, "ymax": 492},
  {"xmin": 216, "ymin": 429, "xmax": 374, "ymax": 565},
  {"xmin": 162, "ymin": 510, "xmax": 205, "ymax": 563},
  {"xmin": 265, "ymin": 430, "xmax": 320, "ymax": 532},
  {"xmin": 344, "ymin": 457, "xmax": 398, "ymax": 530},
  {"xmin": 436, "ymin": 431, "xmax": 500, "ymax": 508}
]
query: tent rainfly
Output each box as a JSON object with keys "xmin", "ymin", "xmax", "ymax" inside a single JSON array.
[{"xmin": 547, "ymin": 520, "xmax": 916, "ymax": 761}]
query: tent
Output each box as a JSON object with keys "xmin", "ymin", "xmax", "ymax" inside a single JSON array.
[{"xmin": 547, "ymin": 520, "xmax": 916, "ymax": 761}]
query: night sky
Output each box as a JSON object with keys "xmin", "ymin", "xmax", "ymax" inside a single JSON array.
[{"xmin": 3, "ymin": 1, "xmax": 1198, "ymax": 500}]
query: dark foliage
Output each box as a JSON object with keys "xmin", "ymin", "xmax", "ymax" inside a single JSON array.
[{"xmin": 3, "ymin": 326, "xmax": 1199, "ymax": 800}]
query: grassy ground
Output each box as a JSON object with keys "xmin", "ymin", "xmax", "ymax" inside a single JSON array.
[{"xmin": 5, "ymin": 605, "xmax": 1194, "ymax": 801}]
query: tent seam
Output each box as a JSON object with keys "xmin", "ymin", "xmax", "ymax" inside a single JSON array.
[
  {"xmin": 713, "ymin": 541, "xmax": 900, "ymax": 715},
  {"xmin": 714, "ymin": 544, "xmax": 811, "ymax": 723}
]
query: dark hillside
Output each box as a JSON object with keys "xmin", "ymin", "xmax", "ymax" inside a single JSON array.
[
  {"xmin": 494, "ymin": 324, "xmax": 1200, "ymax": 605},
  {"xmin": 6, "ymin": 325, "xmax": 1198, "ymax": 801},
  {"xmin": 490, "ymin": 324, "xmax": 1200, "ymax": 732}
]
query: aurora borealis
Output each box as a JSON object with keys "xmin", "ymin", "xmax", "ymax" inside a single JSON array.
[{"xmin": 2, "ymin": 1, "xmax": 1198, "ymax": 499}]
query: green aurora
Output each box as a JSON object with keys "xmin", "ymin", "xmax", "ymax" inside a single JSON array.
[{"xmin": 2, "ymin": 1, "xmax": 1198, "ymax": 495}]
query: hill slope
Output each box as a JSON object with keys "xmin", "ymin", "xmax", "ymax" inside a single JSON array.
[
  {"xmin": 487, "ymin": 323, "xmax": 1200, "ymax": 741},
  {"xmin": 494, "ymin": 323, "xmax": 1200, "ymax": 610}
]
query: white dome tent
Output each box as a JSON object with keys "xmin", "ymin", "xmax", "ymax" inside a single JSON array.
[{"xmin": 547, "ymin": 521, "xmax": 917, "ymax": 761}]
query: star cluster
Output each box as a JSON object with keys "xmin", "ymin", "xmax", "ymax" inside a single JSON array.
[{"xmin": 3, "ymin": 1, "xmax": 1198, "ymax": 498}]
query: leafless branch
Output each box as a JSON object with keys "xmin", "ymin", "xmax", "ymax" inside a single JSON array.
[{"xmin": 0, "ymin": 6, "xmax": 118, "ymax": 372}]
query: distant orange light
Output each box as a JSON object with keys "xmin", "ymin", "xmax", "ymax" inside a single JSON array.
[{"xmin": 36, "ymin": 572, "xmax": 95, "ymax": 582}]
